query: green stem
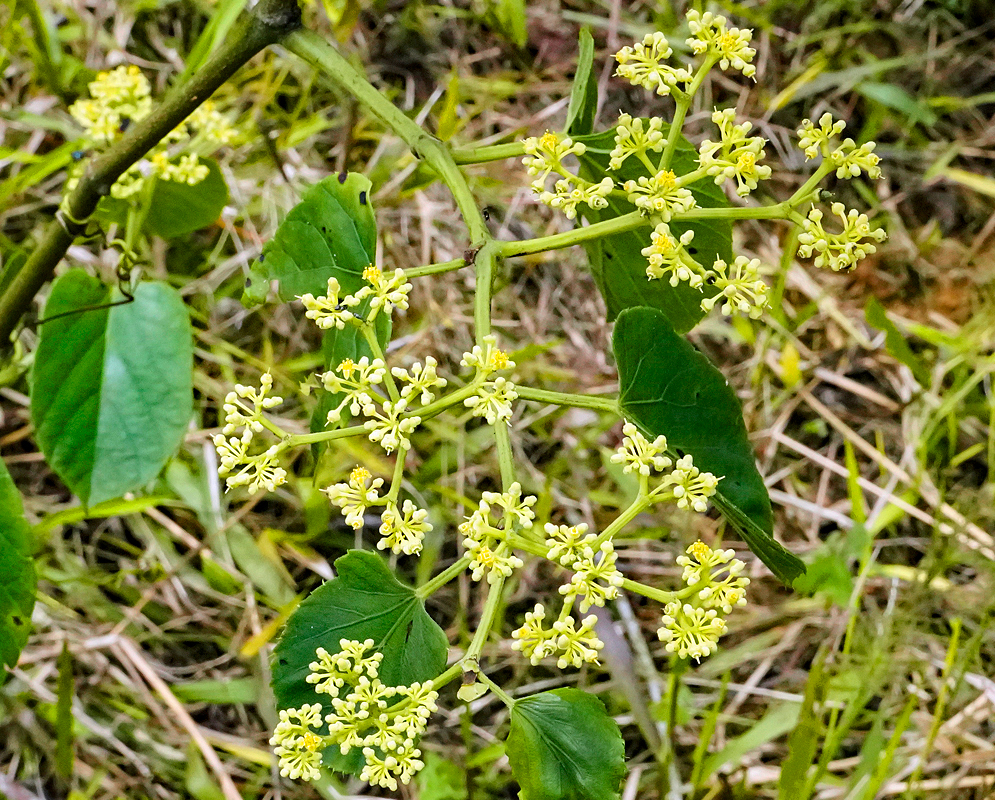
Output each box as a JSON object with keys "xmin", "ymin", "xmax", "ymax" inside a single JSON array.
[
  {"xmin": 465, "ymin": 577, "xmax": 506, "ymax": 661},
  {"xmin": 285, "ymin": 30, "xmax": 489, "ymax": 244},
  {"xmin": 430, "ymin": 661, "xmax": 464, "ymax": 690},
  {"xmin": 514, "ymin": 386, "xmax": 619, "ymax": 414},
  {"xmin": 474, "ymin": 669, "xmax": 516, "ymax": 709},
  {"xmin": 385, "ymin": 446, "xmax": 407, "ymax": 504},
  {"xmin": 675, "ymin": 202, "xmax": 790, "ymax": 221},
  {"xmin": 622, "ymin": 577, "xmax": 680, "ymax": 606},
  {"xmin": 284, "ymin": 423, "xmax": 366, "ymax": 447},
  {"xmin": 659, "ymin": 56, "xmax": 718, "ymax": 172},
  {"xmin": 451, "ymin": 141, "xmax": 527, "ymax": 165},
  {"xmin": 416, "ymin": 555, "xmax": 472, "ymax": 599},
  {"xmin": 414, "ymin": 381, "xmax": 481, "ymax": 420},
  {"xmin": 405, "ymin": 257, "xmax": 466, "ymax": 279},
  {"xmin": 472, "ymin": 240, "xmax": 502, "ymax": 342},
  {"xmin": 494, "ymin": 424, "xmax": 515, "ymax": 487},
  {"xmin": 499, "ymin": 211, "xmax": 648, "ymax": 257},
  {"xmin": 786, "ymin": 160, "xmax": 835, "ymax": 208},
  {"xmin": 0, "ymin": 0, "xmax": 302, "ymax": 347},
  {"xmin": 594, "ymin": 496, "xmax": 651, "ymax": 546},
  {"xmin": 359, "ymin": 323, "xmax": 400, "ymax": 403}
]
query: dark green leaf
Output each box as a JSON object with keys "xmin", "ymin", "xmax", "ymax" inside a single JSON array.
[
  {"xmin": 271, "ymin": 549, "xmax": 448, "ymax": 777},
  {"xmin": 507, "ymin": 688, "xmax": 625, "ymax": 800},
  {"xmin": 613, "ymin": 307, "xmax": 804, "ymax": 584},
  {"xmin": 31, "ymin": 271, "xmax": 193, "ymax": 506},
  {"xmin": 865, "ymin": 297, "xmax": 929, "ymax": 385},
  {"xmin": 576, "ymin": 123, "xmax": 732, "ymax": 332},
  {"xmin": 146, "ymin": 158, "xmax": 228, "ymax": 238},
  {"xmin": 565, "ymin": 28, "xmax": 598, "ymax": 136},
  {"xmin": 93, "ymin": 158, "xmax": 228, "ymax": 239},
  {"xmin": 244, "ymin": 173, "xmax": 377, "ymax": 305},
  {"xmin": 0, "ymin": 459, "xmax": 35, "ymax": 676}
]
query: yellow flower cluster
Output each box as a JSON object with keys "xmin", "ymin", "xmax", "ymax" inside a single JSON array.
[
  {"xmin": 459, "ymin": 483, "xmax": 535, "ymax": 583},
  {"xmin": 213, "ymin": 373, "xmax": 287, "ymax": 493},
  {"xmin": 68, "ymin": 66, "xmax": 237, "ymax": 199},
  {"xmin": 272, "ymin": 639, "xmax": 438, "ymax": 790},
  {"xmin": 462, "ymin": 335, "xmax": 519, "ymax": 425},
  {"xmin": 658, "ymin": 541, "xmax": 750, "ymax": 660}
]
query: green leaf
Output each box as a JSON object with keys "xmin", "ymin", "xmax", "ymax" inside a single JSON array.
[
  {"xmin": 865, "ymin": 297, "xmax": 930, "ymax": 385},
  {"xmin": 565, "ymin": 28, "xmax": 598, "ymax": 136},
  {"xmin": 576, "ymin": 123, "xmax": 732, "ymax": 332},
  {"xmin": 243, "ymin": 172, "xmax": 377, "ymax": 305},
  {"xmin": 0, "ymin": 459, "xmax": 35, "ymax": 676},
  {"xmin": 507, "ymin": 688, "xmax": 625, "ymax": 800},
  {"xmin": 93, "ymin": 159, "xmax": 228, "ymax": 238},
  {"xmin": 271, "ymin": 550, "xmax": 448, "ymax": 773},
  {"xmin": 613, "ymin": 307, "xmax": 804, "ymax": 585},
  {"xmin": 146, "ymin": 159, "xmax": 229, "ymax": 238},
  {"xmin": 31, "ymin": 271, "xmax": 193, "ymax": 506}
]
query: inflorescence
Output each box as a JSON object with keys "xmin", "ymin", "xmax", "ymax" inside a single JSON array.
[
  {"xmin": 270, "ymin": 639, "xmax": 438, "ymax": 789},
  {"xmin": 521, "ymin": 11, "xmax": 886, "ymax": 321},
  {"xmin": 68, "ymin": 65, "xmax": 236, "ymax": 199}
]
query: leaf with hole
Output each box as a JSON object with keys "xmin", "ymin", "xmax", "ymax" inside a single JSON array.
[
  {"xmin": 243, "ymin": 172, "xmax": 377, "ymax": 305},
  {"xmin": 31, "ymin": 271, "xmax": 193, "ymax": 507},
  {"xmin": 506, "ymin": 688, "xmax": 625, "ymax": 800},
  {"xmin": 613, "ymin": 306, "xmax": 804, "ymax": 584},
  {"xmin": 575, "ymin": 123, "xmax": 733, "ymax": 332},
  {"xmin": 0, "ymin": 459, "xmax": 35, "ymax": 677}
]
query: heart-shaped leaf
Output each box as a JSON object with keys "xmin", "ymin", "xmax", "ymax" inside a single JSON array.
[
  {"xmin": 613, "ymin": 306, "xmax": 804, "ymax": 585},
  {"xmin": 507, "ymin": 688, "xmax": 625, "ymax": 800},
  {"xmin": 271, "ymin": 549, "xmax": 447, "ymax": 706},
  {"xmin": 243, "ymin": 172, "xmax": 377, "ymax": 305},
  {"xmin": 31, "ymin": 271, "xmax": 193, "ymax": 507}
]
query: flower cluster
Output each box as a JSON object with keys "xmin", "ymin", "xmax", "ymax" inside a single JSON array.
[
  {"xmin": 623, "ymin": 169, "xmax": 697, "ymax": 221},
  {"xmin": 299, "ymin": 277, "xmax": 360, "ymax": 330},
  {"xmin": 354, "ymin": 266, "xmax": 412, "ymax": 320},
  {"xmin": 522, "ymin": 131, "xmax": 587, "ymax": 192},
  {"xmin": 797, "ymin": 113, "xmax": 882, "ymax": 179},
  {"xmin": 324, "ymin": 466, "xmax": 384, "ymax": 529},
  {"xmin": 323, "ymin": 466, "xmax": 432, "ymax": 555},
  {"xmin": 212, "ymin": 373, "xmax": 287, "ymax": 493},
  {"xmin": 614, "ymin": 32, "xmax": 692, "ymax": 97},
  {"xmin": 658, "ymin": 541, "xmax": 749, "ymax": 659},
  {"xmin": 611, "ymin": 422, "xmax": 721, "ymax": 511},
  {"xmin": 610, "ymin": 114, "xmax": 665, "ymax": 171},
  {"xmin": 697, "ymin": 108, "xmax": 772, "ymax": 196},
  {"xmin": 549, "ymin": 525, "xmax": 625, "ymax": 613},
  {"xmin": 700, "ymin": 256, "xmax": 769, "ymax": 320},
  {"xmin": 511, "ymin": 603, "xmax": 604, "ymax": 669},
  {"xmin": 68, "ymin": 66, "xmax": 236, "ymax": 199},
  {"xmin": 462, "ymin": 335, "xmax": 519, "ymax": 424},
  {"xmin": 797, "ymin": 202, "xmax": 888, "ymax": 272},
  {"xmin": 686, "ymin": 10, "xmax": 757, "ymax": 78},
  {"xmin": 459, "ymin": 483, "xmax": 535, "ymax": 583},
  {"xmin": 272, "ymin": 639, "xmax": 438, "ymax": 790}
]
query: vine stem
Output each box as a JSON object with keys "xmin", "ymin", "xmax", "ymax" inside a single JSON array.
[
  {"xmin": 515, "ymin": 386, "xmax": 619, "ymax": 414},
  {"xmin": 416, "ymin": 555, "xmax": 472, "ymax": 599},
  {"xmin": 498, "ymin": 210, "xmax": 647, "ymax": 257},
  {"xmin": 0, "ymin": 0, "xmax": 303, "ymax": 347},
  {"xmin": 451, "ymin": 141, "xmax": 526, "ymax": 165}
]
